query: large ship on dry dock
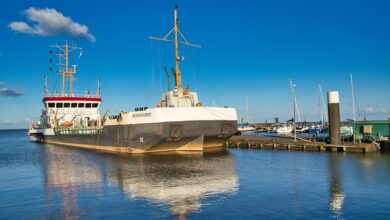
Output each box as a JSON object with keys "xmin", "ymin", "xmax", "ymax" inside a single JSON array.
[{"xmin": 28, "ymin": 6, "xmax": 238, "ymax": 153}]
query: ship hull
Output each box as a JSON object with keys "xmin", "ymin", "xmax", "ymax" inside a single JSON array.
[{"xmin": 31, "ymin": 120, "xmax": 237, "ymax": 154}]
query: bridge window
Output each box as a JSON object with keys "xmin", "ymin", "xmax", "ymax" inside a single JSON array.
[
  {"xmin": 92, "ymin": 103, "xmax": 99, "ymax": 108},
  {"xmin": 78, "ymin": 103, "xmax": 84, "ymax": 108},
  {"xmin": 48, "ymin": 103, "xmax": 55, "ymax": 108},
  {"xmin": 56, "ymin": 103, "xmax": 63, "ymax": 108},
  {"xmin": 64, "ymin": 103, "xmax": 70, "ymax": 108},
  {"xmin": 71, "ymin": 103, "xmax": 77, "ymax": 108},
  {"xmin": 86, "ymin": 103, "xmax": 92, "ymax": 108}
]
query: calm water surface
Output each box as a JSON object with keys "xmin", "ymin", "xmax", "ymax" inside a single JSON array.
[{"xmin": 0, "ymin": 130, "xmax": 389, "ymax": 219}]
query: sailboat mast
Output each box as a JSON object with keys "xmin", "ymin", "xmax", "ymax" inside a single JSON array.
[
  {"xmin": 174, "ymin": 5, "xmax": 182, "ymax": 89},
  {"xmin": 293, "ymin": 94, "xmax": 297, "ymax": 142},
  {"xmin": 318, "ymin": 84, "xmax": 328, "ymax": 124},
  {"xmin": 245, "ymin": 96, "xmax": 249, "ymax": 122},
  {"xmin": 350, "ymin": 72, "xmax": 356, "ymax": 121},
  {"xmin": 289, "ymin": 79, "xmax": 301, "ymax": 123}
]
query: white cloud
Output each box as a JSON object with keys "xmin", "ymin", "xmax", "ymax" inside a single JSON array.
[
  {"xmin": 25, "ymin": 118, "xmax": 33, "ymax": 123},
  {"xmin": 9, "ymin": 7, "xmax": 95, "ymax": 42},
  {"xmin": 365, "ymin": 106, "xmax": 387, "ymax": 114},
  {"xmin": 0, "ymin": 82, "xmax": 23, "ymax": 97},
  {"xmin": 9, "ymin": 21, "xmax": 32, "ymax": 33},
  {"xmin": 0, "ymin": 119, "xmax": 33, "ymax": 129},
  {"xmin": 0, "ymin": 88, "xmax": 23, "ymax": 96}
]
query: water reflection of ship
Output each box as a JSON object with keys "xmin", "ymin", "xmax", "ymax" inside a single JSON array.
[
  {"xmin": 41, "ymin": 145, "xmax": 238, "ymax": 218},
  {"xmin": 105, "ymin": 150, "xmax": 239, "ymax": 216},
  {"xmin": 41, "ymin": 144, "xmax": 104, "ymax": 219}
]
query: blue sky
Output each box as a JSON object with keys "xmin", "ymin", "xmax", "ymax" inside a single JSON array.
[{"xmin": 0, "ymin": 0, "xmax": 389, "ymax": 129}]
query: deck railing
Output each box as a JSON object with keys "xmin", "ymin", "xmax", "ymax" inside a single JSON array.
[
  {"xmin": 44, "ymin": 94, "xmax": 100, "ymax": 98},
  {"xmin": 54, "ymin": 126, "xmax": 103, "ymax": 135}
]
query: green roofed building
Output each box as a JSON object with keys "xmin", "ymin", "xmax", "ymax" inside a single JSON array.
[{"xmin": 353, "ymin": 119, "xmax": 390, "ymax": 142}]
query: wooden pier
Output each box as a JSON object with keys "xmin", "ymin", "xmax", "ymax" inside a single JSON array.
[{"xmin": 226, "ymin": 135, "xmax": 379, "ymax": 153}]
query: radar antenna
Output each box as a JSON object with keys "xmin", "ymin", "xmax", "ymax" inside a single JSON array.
[{"xmin": 50, "ymin": 41, "xmax": 82, "ymax": 96}]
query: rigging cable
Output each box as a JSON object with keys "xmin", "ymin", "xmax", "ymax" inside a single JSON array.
[
  {"xmin": 158, "ymin": 41, "xmax": 163, "ymax": 94},
  {"xmin": 146, "ymin": 39, "xmax": 155, "ymax": 107},
  {"xmin": 50, "ymin": 51, "xmax": 59, "ymax": 94}
]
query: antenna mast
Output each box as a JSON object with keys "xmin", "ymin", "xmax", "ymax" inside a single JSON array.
[
  {"xmin": 148, "ymin": 5, "xmax": 201, "ymax": 90},
  {"xmin": 50, "ymin": 41, "xmax": 81, "ymax": 96},
  {"xmin": 173, "ymin": 5, "xmax": 181, "ymax": 88},
  {"xmin": 97, "ymin": 78, "xmax": 101, "ymax": 97}
]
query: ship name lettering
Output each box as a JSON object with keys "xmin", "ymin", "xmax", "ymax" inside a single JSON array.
[{"xmin": 132, "ymin": 112, "xmax": 152, "ymax": 118}]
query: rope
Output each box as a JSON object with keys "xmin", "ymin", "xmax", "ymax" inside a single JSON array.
[{"xmin": 192, "ymin": 47, "xmax": 200, "ymax": 93}]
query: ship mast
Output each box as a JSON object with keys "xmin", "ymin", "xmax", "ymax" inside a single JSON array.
[
  {"xmin": 173, "ymin": 6, "xmax": 181, "ymax": 88},
  {"xmin": 50, "ymin": 41, "xmax": 81, "ymax": 96},
  {"xmin": 149, "ymin": 5, "xmax": 201, "ymax": 90}
]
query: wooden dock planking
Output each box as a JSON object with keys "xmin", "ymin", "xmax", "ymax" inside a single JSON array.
[{"xmin": 227, "ymin": 135, "xmax": 379, "ymax": 153}]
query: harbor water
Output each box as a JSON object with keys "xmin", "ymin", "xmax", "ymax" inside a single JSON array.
[{"xmin": 1, "ymin": 129, "xmax": 389, "ymax": 219}]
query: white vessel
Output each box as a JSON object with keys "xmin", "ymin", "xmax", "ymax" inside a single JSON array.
[
  {"xmin": 238, "ymin": 123, "xmax": 255, "ymax": 132},
  {"xmin": 28, "ymin": 6, "xmax": 238, "ymax": 154},
  {"xmin": 341, "ymin": 125, "xmax": 353, "ymax": 136},
  {"xmin": 276, "ymin": 124, "xmax": 293, "ymax": 134},
  {"xmin": 237, "ymin": 96, "xmax": 255, "ymax": 132}
]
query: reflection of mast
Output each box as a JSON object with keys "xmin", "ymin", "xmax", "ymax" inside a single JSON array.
[
  {"xmin": 149, "ymin": 5, "xmax": 201, "ymax": 90},
  {"xmin": 62, "ymin": 187, "xmax": 79, "ymax": 220}
]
